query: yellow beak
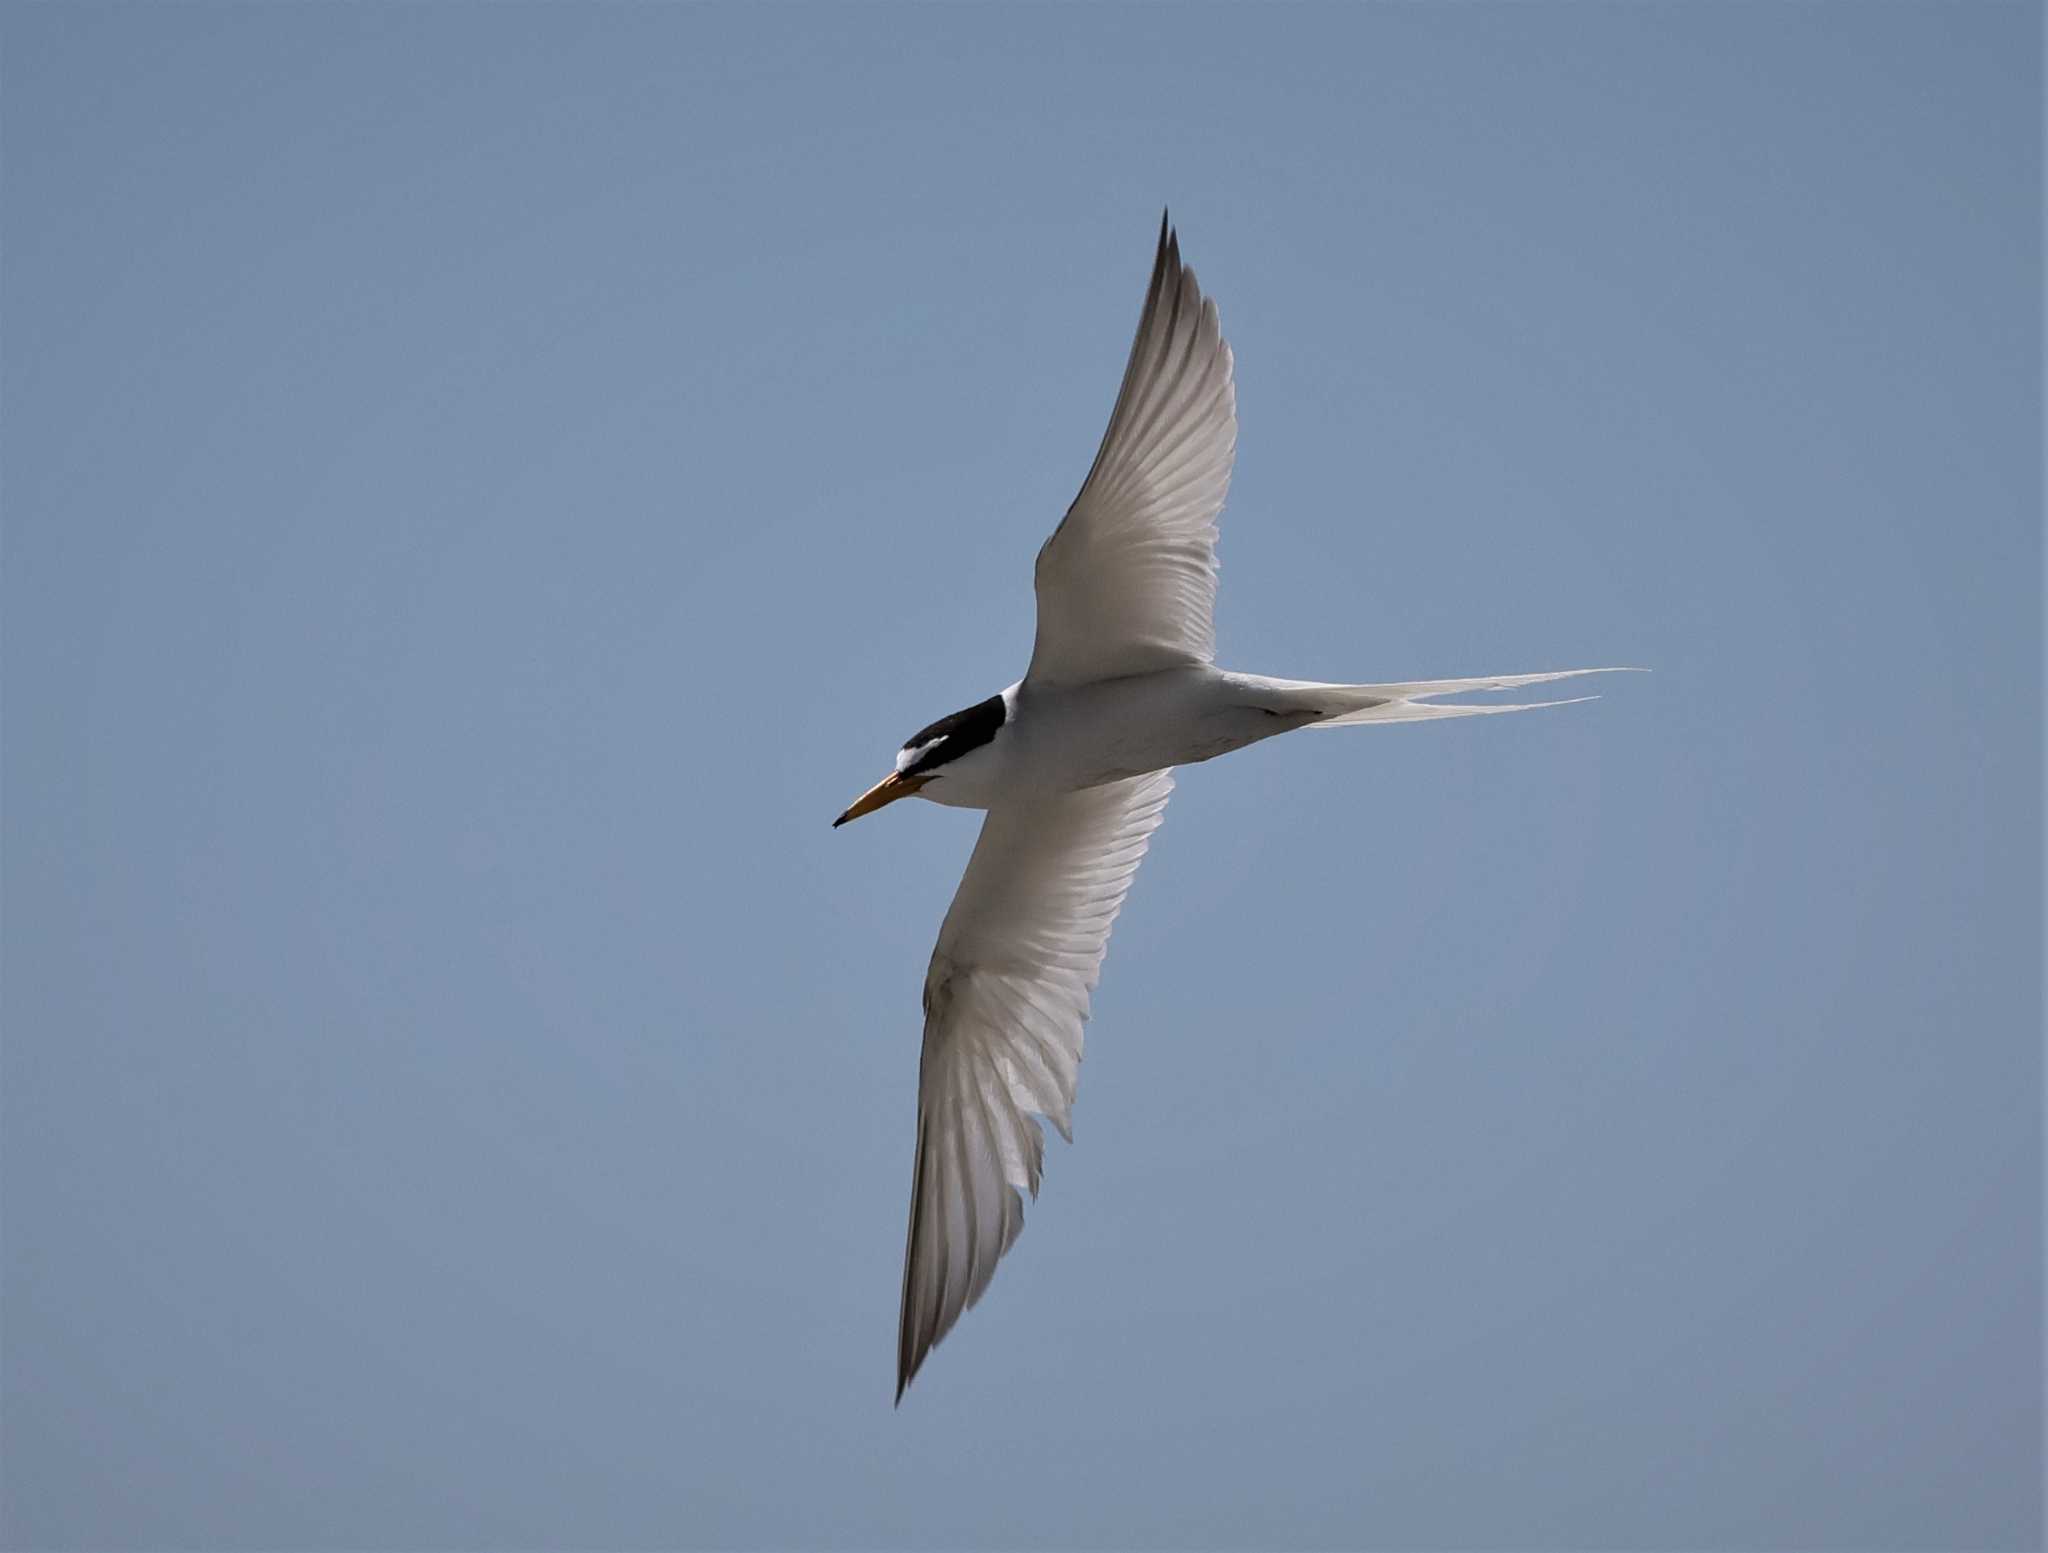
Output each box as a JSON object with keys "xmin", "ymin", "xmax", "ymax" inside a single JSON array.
[{"xmin": 833, "ymin": 770, "xmax": 930, "ymax": 828}]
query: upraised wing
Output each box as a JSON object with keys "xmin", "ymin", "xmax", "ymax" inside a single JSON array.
[
  {"xmin": 896, "ymin": 770, "xmax": 1174, "ymax": 1399},
  {"xmin": 1026, "ymin": 214, "xmax": 1236, "ymax": 688}
]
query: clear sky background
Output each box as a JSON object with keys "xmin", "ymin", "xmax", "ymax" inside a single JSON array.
[{"xmin": 4, "ymin": 4, "xmax": 2039, "ymax": 1549}]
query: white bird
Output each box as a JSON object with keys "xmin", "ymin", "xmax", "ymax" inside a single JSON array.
[{"xmin": 837, "ymin": 214, "xmax": 1624, "ymax": 1402}]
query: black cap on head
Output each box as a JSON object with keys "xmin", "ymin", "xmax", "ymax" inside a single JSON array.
[{"xmin": 900, "ymin": 693, "xmax": 1006, "ymax": 776}]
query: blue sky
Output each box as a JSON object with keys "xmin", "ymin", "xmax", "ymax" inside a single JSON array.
[{"xmin": 4, "ymin": 4, "xmax": 2038, "ymax": 1548}]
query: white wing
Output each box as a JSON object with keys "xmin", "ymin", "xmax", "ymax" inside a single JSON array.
[
  {"xmin": 1026, "ymin": 214, "xmax": 1236, "ymax": 688},
  {"xmin": 896, "ymin": 770, "xmax": 1174, "ymax": 1399}
]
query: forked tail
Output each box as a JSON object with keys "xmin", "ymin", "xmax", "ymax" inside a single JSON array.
[{"xmin": 1252, "ymin": 667, "xmax": 1639, "ymax": 727}]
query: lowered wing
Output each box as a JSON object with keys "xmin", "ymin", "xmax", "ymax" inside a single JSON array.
[{"xmin": 896, "ymin": 770, "xmax": 1174, "ymax": 1399}]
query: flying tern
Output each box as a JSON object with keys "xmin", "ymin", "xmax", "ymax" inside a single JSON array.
[{"xmin": 837, "ymin": 214, "xmax": 1624, "ymax": 1401}]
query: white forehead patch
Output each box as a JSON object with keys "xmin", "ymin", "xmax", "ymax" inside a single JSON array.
[{"xmin": 895, "ymin": 740, "xmax": 941, "ymax": 775}]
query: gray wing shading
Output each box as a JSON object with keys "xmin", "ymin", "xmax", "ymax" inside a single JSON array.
[
  {"xmin": 1025, "ymin": 213, "xmax": 1237, "ymax": 689},
  {"xmin": 896, "ymin": 770, "xmax": 1175, "ymax": 1400}
]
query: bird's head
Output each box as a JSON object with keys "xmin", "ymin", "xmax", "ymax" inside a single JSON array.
[{"xmin": 833, "ymin": 691, "xmax": 1009, "ymax": 827}]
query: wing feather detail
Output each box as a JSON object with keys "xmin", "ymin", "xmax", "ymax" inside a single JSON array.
[
  {"xmin": 1026, "ymin": 214, "xmax": 1236, "ymax": 688},
  {"xmin": 896, "ymin": 770, "xmax": 1174, "ymax": 1400}
]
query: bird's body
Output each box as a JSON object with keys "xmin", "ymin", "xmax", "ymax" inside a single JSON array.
[
  {"xmin": 913, "ymin": 670, "xmax": 1316, "ymax": 808},
  {"xmin": 837, "ymin": 214, "xmax": 1627, "ymax": 1401}
]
